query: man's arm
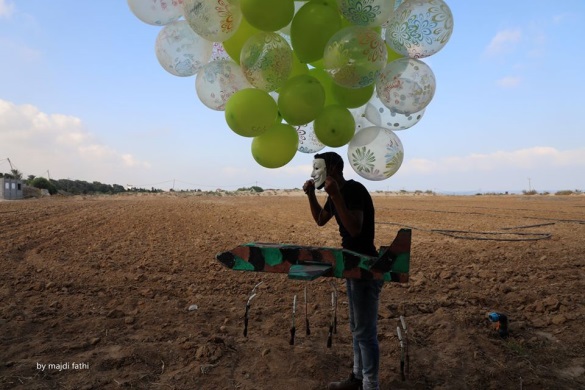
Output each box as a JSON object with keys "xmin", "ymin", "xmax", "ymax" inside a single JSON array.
[
  {"xmin": 330, "ymin": 195, "xmax": 363, "ymax": 237},
  {"xmin": 303, "ymin": 180, "xmax": 332, "ymax": 226},
  {"xmin": 325, "ymin": 178, "xmax": 363, "ymax": 237},
  {"xmin": 308, "ymin": 191, "xmax": 333, "ymax": 226}
]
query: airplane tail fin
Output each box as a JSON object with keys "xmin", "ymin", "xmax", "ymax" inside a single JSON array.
[{"xmin": 370, "ymin": 228, "xmax": 411, "ymax": 277}]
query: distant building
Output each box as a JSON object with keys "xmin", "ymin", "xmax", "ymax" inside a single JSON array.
[{"xmin": 0, "ymin": 178, "xmax": 24, "ymax": 200}]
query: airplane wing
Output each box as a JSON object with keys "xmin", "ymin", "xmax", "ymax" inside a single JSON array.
[{"xmin": 215, "ymin": 228, "xmax": 411, "ymax": 282}]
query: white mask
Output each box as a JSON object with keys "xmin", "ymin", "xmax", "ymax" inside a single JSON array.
[{"xmin": 311, "ymin": 158, "xmax": 327, "ymax": 190}]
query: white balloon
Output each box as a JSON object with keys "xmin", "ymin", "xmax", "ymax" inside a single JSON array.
[
  {"xmin": 385, "ymin": 0, "xmax": 454, "ymax": 58},
  {"xmin": 182, "ymin": 0, "xmax": 242, "ymax": 42},
  {"xmin": 348, "ymin": 126, "xmax": 404, "ymax": 181},
  {"xmin": 375, "ymin": 58, "xmax": 435, "ymax": 115},
  {"xmin": 127, "ymin": 0, "xmax": 184, "ymax": 26},
  {"xmin": 211, "ymin": 42, "xmax": 231, "ymax": 62},
  {"xmin": 296, "ymin": 122, "xmax": 325, "ymax": 154},
  {"xmin": 337, "ymin": 0, "xmax": 396, "ymax": 27},
  {"xmin": 349, "ymin": 106, "xmax": 374, "ymax": 132},
  {"xmin": 196, "ymin": 60, "xmax": 251, "ymax": 111},
  {"xmin": 240, "ymin": 32, "xmax": 293, "ymax": 91},
  {"xmin": 364, "ymin": 89, "xmax": 425, "ymax": 130},
  {"xmin": 155, "ymin": 20, "xmax": 214, "ymax": 77}
]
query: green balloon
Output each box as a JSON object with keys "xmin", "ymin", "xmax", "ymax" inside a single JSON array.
[
  {"xmin": 225, "ymin": 88, "xmax": 278, "ymax": 137},
  {"xmin": 289, "ymin": 51, "xmax": 309, "ymax": 79},
  {"xmin": 308, "ymin": 68, "xmax": 339, "ymax": 106},
  {"xmin": 314, "ymin": 105, "xmax": 355, "ymax": 147},
  {"xmin": 331, "ymin": 83, "xmax": 375, "ymax": 108},
  {"xmin": 386, "ymin": 44, "xmax": 404, "ymax": 63},
  {"xmin": 278, "ymin": 75, "xmax": 325, "ymax": 125},
  {"xmin": 290, "ymin": 0, "xmax": 342, "ymax": 63},
  {"xmin": 275, "ymin": 107, "xmax": 284, "ymax": 123},
  {"xmin": 309, "ymin": 58, "xmax": 325, "ymax": 69},
  {"xmin": 223, "ymin": 17, "xmax": 260, "ymax": 63},
  {"xmin": 241, "ymin": 0, "xmax": 295, "ymax": 32},
  {"xmin": 252, "ymin": 123, "xmax": 299, "ymax": 168}
]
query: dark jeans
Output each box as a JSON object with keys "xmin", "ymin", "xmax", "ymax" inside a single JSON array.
[{"xmin": 346, "ymin": 278, "xmax": 384, "ymax": 390}]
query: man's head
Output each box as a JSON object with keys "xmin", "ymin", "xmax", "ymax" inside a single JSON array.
[{"xmin": 312, "ymin": 152, "xmax": 344, "ymax": 189}]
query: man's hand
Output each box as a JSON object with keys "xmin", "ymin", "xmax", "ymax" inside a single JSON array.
[
  {"xmin": 303, "ymin": 179, "xmax": 315, "ymax": 195},
  {"xmin": 324, "ymin": 177, "xmax": 341, "ymax": 198}
]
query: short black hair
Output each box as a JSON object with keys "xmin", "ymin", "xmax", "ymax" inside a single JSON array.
[{"xmin": 314, "ymin": 151, "xmax": 344, "ymax": 173}]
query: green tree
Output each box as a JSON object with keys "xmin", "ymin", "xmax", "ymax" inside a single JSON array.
[
  {"xmin": 31, "ymin": 177, "xmax": 58, "ymax": 195},
  {"xmin": 10, "ymin": 169, "xmax": 23, "ymax": 180}
]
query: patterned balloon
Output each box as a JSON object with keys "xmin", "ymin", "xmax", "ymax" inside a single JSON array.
[
  {"xmin": 127, "ymin": 0, "xmax": 184, "ymax": 26},
  {"xmin": 240, "ymin": 32, "xmax": 293, "ymax": 91},
  {"xmin": 348, "ymin": 126, "xmax": 404, "ymax": 181},
  {"xmin": 349, "ymin": 106, "xmax": 374, "ymax": 132},
  {"xmin": 155, "ymin": 20, "xmax": 214, "ymax": 77},
  {"xmin": 296, "ymin": 122, "xmax": 325, "ymax": 154},
  {"xmin": 210, "ymin": 42, "xmax": 231, "ymax": 61},
  {"xmin": 364, "ymin": 88, "xmax": 425, "ymax": 130},
  {"xmin": 337, "ymin": 0, "xmax": 396, "ymax": 27},
  {"xmin": 375, "ymin": 58, "xmax": 435, "ymax": 115},
  {"xmin": 196, "ymin": 60, "xmax": 252, "ymax": 111},
  {"xmin": 223, "ymin": 17, "xmax": 261, "ymax": 63},
  {"xmin": 323, "ymin": 26, "xmax": 387, "ymax": 89},
  {"xmin": 182, "ymin": 0, "xmax": 242, "ymax": 42},
  {"xmin": 385, "ymin": 0, "xmax": 454, "ymax": 58}
]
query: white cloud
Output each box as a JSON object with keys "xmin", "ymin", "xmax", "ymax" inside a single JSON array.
[
  {"xmin": 221, "ymin": 166, "xmax": 250, "ymax": 176},
  {"xmin": 0, "ymin": 37, "xmax": 42, "ymax": 63},
  {"xmin": 403, "ymin": 147, "xmax": 585, "ymax": 175},
  {"xmin": 484, "ymin": 29, "xmax": 522, "ymax": 57},
  {"xmin": 0, "ymin": 0, "xmax": 14, "ymax": 18},
  {"xmin": 0, "ymin": 99, "xmax": 150, "ymax": 181},
  {"xmin": 269, "ymin": 163, "xmax": 312, "ymax": 176},
  {"xmin": 552, "ymin": 13, "xmax": 575, "ymax": 24},
  {"xmin": 496, "ymin": 76, "xmax": 521, "ymax": 88}
]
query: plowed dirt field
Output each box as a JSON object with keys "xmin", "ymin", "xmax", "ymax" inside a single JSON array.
[{"xmin": 1, "ymin": 193, "xmax": 584, "ymax": 390}]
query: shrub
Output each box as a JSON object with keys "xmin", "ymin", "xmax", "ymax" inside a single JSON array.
[{"xmin": 31, "ymin": 177, "xmax": 58, "ymax": 195}]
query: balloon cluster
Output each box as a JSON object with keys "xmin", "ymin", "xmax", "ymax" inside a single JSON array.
[{"xmin": 128, "ymin": 0, "xmax": 454, "ymax": 180}]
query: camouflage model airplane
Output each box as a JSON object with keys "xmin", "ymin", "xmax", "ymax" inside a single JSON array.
[{"xmin": 216, "ymin": 228, "xmax": 411, "ymax": 282}]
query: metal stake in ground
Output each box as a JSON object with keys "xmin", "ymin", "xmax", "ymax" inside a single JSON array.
[
  {"xmin": 329, "ymin": 281, "xmax": 338, "ymax": 334},
  {"xmin": 304, "ymin": 285, "xmax": 310, "ymax": 336},
  {"xmin": 397, "ymin": 325, "xmax": 405, "ymax": 381},
  {"xmin": 327, "ymin": 291, "xmax": 335, "ymax": 348},
  {"xmin": 290, "ymin": 295, "xmax": 297, "ymax": 345},
  {"xmin": 243, "ymin": 281, "xmax": 263, "ymax": 337},
  {"xmin": 400, "ymin": 315, "xmax": 409, "ymax": 379}
]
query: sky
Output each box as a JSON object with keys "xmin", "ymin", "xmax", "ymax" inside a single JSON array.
[{"xmin": 1, "ymin": 1, "xmax": 584, "ymax": 194}]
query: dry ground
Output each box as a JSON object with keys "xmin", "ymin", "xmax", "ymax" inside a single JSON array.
[{"xmin": 0, "ymin": 193, "xmax": 584, "ymax": 390}]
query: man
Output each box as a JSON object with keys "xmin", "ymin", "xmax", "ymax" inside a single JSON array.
[{"xmin": 303, "ymin": 152, "xmax": 383, "ymax": 390}]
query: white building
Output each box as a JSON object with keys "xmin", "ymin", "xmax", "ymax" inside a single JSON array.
[{"xmin": 0, "ymin": 178, "xmax": 24, "ymax": 200}]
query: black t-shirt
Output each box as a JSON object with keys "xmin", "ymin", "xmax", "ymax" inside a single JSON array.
[{"xmin": 324, "ymin": 180, "xmax": 377, "ymax": 256}]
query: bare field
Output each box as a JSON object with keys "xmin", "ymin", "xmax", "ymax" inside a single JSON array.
[{"xmin": 1, "ymin": 193, "xmax": 584, "ymax": 390}]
